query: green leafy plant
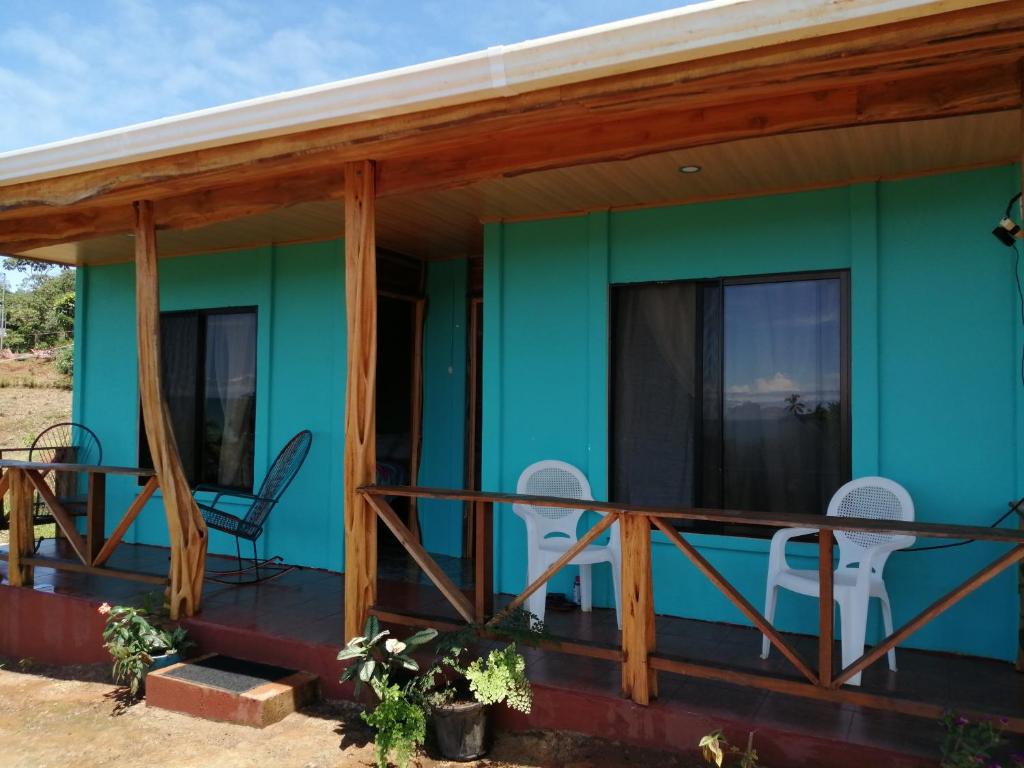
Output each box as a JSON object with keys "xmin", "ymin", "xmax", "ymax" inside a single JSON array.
[
  {"xmin": 54, "ymin": 346, "xmax": 73, "ymax": 377},
  {"xmin": 464, "ymin": 643, "xmax": 532, "ymax": 712},
  {"xmin": 362, "ymin": 683, "xmax": 427, "ymax": 768},
  {"xmin": 939, "ymin": 711, "xmax": 1008, "ymax": 768},
  {"xmin": 420, "ymin": 626, "xmax": 532, "ymax": 714},
  {"xmin": 337, "ymin": 616, "xmax": 438, "ymax": 768},
  {"xmin": 699, "ymin": 729, "xmax": 761, "ymax": 768},
  {"xmin": 99, "ymin": 602, "xmax": 189, "ymax": 697}
]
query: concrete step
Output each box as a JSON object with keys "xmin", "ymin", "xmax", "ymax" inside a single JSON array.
[{"xmin": 146, "ymin": 653, "xmax": 319, "ymax": 728}]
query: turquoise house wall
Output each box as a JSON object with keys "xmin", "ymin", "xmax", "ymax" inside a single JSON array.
[
  {"xmin": 76, "ymin": 241, "xmax": 348, "ymax": 570},
  {"xmin": 75, "ymin": 240, "xmax": 468, "ymax": 571},
  {"xmin": 418, "ymin": 259, "xmax": 468, "ymax": 556},
  {"xmin": 484, "ymin": 164, "xmax": 1024, "ymax": 660}
]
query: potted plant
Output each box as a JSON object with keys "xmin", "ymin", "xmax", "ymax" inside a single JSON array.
[
  {"xmin": 419, "ymin": 627, "xmax": 533, "ymax": 761},
  {"xmin": 99, "ymin": 602, "xmax": 190, "ymax": 698},
  {"xmin": 337, "ymin": 616, "xmax": 438, "ymax": 768},
  {"xmin": 338, "ymin": 614, "xmax": 537, "ymax": 765}
]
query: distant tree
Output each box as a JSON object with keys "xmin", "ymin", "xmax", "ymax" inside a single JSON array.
[
  {"xmin": 3, "ymin": 256, "xmax": 69, "ymax": 273},
  {"xmin": 2, "ymin": 269, "xmax": 76, "ymax": 352},
  {"xmin": 784, "ymin": 393, "xmax": 807, "ymax": 415}
]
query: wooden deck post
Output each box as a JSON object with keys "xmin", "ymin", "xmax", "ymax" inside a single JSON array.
[
  {"xmin": 819, "ymin": 529, "xmax": 834, "ymax": 686},
  {"xmin": 86, "ymin": 472, "xmax": 106, "ymax": 565},
  {"xmin": 6, "ymin": 469, "xmax": 35, "ymax": 586},
  {"xmin": 474, "ymin": 500, "xmax": 494, "ymax": 622},
  {"xmin": 620, "ymin": 512, "xmax": 657, "ymax": 704},
  {"xmin": 134, "ymin": 200, "xmax": 208, "ymax": 619},
  {"xmin": 343, "ymin": 160, "xmax": 379, "ymax": 641}
]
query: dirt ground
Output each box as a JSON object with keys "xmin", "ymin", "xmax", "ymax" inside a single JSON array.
[{"xmin": 0, "ymin": 663, "xmax": 694, "ymax": 768}]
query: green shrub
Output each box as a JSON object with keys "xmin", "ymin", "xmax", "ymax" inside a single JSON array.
[{"xmin": 54, "ymin": 346, "xmax": 73, "ymax": 377}]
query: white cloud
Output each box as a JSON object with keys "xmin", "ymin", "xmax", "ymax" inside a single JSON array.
[
  {"xmin": 0, "ymin": 0, "xmax": 690, "ymax": 153},
  {"xmin": 727, "ymin": 372, "xmax": 799, "ymax": 396}
]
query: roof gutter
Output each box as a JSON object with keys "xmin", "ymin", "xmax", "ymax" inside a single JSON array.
[{"xmin": 0, "ymin": 0, "xmax": 1000, "ymax": 187}]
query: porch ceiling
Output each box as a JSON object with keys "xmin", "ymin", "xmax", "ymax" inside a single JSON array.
[{"xmin": 19, "ymin": 109, "xmax": 1021, "ymax": 265}]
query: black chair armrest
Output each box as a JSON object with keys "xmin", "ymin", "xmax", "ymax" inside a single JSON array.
[{"xmin": 192, "ymin": 485, "xmax": 272, "ymax": 510}]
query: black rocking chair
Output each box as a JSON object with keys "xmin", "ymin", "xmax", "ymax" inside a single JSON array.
[{"xmin": 193, "ymin": 430, "xmax": 312, "ymax": 585}]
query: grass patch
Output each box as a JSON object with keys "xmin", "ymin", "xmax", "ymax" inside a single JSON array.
[{"xmin": 0, "ymin": 386, "xmax": 73, "ymax": 451}]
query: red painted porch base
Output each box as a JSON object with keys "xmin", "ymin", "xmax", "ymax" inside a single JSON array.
[{"xmin": 0, "ymin": 582, "xmax": 936, "ymax": 767}]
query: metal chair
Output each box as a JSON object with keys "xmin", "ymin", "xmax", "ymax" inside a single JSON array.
[
  {"xmin": 512, "ymin": 460, "xmax": 622, "ymax": 629},
  {"xmin": 192, "ymin": 430, "xmax": 312, "ymax": 585},
  {"xmin": 28, "ymin": 422, "xmax": 103, "ymax": 549},
  {"xmin": 760, "ymin": 476, "xmax": 915, "ymax": 686}
]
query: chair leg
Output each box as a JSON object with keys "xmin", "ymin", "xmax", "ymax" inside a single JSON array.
[
  {"xmin": 761, "ymin": 583, "xmax": 778, "ymax": 659},
  {"xmin": 205, "ymin": 537, "xmax": 284, "ymax": 578},
  {"xmin": 579, "ymin": 564, "xmax": 592, "ymax": 612},
  {"xmin": 880, "ymin": 593, "xmax": 897, "ymax": 672},
  {"xmin": 839, "ymin": 593, "xmax": 869, "ymax": 687}
]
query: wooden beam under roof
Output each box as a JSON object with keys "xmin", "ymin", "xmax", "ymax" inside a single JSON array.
[
  {"xmin": 0, "ymin": 3, "xmax": 1018, "ymax": 222},
  {"xmin": 2, "ymin": 57, "xmax": 1022, "ymax": 257}
]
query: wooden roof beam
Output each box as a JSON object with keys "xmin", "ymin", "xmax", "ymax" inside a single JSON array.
[{"xmin": 0, "ymin": 3, "xmax": 1021, "ymax": 219}]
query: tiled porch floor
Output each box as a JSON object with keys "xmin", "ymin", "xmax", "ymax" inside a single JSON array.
[{"xmin": 3, "ymin": 539, "xmax": 1023, "ymax": 764}]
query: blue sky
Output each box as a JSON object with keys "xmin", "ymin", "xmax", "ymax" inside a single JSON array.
[{"xmin": 0, "ymin": 0, "xmax": 694, "ymax": 154}]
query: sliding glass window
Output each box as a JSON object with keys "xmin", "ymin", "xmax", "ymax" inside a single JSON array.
[
  {"xmin": 611, "ymin": 272, "xmax": 849, "ymax": 528},
  {"xmin": 140, "ymin": 307, "xmax": 257, "ymax": 491}
]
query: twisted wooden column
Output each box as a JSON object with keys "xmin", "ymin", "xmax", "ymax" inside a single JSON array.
[
  {"xmin": 343, "ymin": 160, "xmax": 378, "ymax": 640},
  {"xmin": 134, "ymin": 200, "xmax": 207, "ymax": 618}
]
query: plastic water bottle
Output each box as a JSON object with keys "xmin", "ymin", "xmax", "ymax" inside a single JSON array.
[{"xmin": 571, "ymin": 575, "xmax": 581, "ymax": 605}]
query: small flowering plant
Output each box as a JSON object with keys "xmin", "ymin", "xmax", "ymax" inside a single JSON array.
[
  {"xmin": 99, "ymin": 602, "xmax": 190, "ymax": 698},
  {"xmin": 337, "ymin": 616, "xmax": 438, "ymax": 768},
  {"xmin": 939, "ymin": 711, "xmax": 1017, "ymax": 768}
]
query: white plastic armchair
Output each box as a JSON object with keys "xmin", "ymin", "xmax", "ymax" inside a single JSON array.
[
  {"xmin": 512, "ymin": 460, "xmax": 622, "ymax": 629},
  {"xmin": 760, "ymin": 477, "xmax": 915, "ymax": 686}
]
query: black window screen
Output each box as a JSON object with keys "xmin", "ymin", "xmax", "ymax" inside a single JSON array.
[
  {"xmin": 610, "ymin": 272, "xmax": 849, "ymax": 527},
  {"xmin": 611, "ymin": 282, "xmax": 698, "ymax": 508},
  {"xmin": 140, "ymin": 307, "xmax": 257, "ymax": 491}
]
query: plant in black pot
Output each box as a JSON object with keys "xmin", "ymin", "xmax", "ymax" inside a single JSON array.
[
  {"xmin": 337, "ymin": 616, "xmax": 438, "ymax": 768},
  {"xmin": 419, "ymin": 627, "xmax": 533, "ymax": 762}
]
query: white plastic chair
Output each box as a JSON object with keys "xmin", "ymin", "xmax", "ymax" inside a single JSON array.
[
  {"xmin": 760, "ymin": 477, "xmax": 915, "ymax": 686},
  {"xmin": 512, "ymin": 460, "xmax": 622, "ymax": 630}
]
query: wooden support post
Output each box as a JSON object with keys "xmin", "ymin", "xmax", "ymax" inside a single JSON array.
[
  {"xmin": 819, "ymin": 530, "xmax": 834, "ymax": 686},
  {"xmin": 86, "ymin": 472, "xmax": 106, "ymax": 565},
  {"xmin": 408, "ymin": 297, "xmax": 425, "ymax": 542},
  {"xmin": 134, "ymin": 200, "xmax": 208, "ymax": 619},
  {"xmin": 6, "ymin": 469, "xmax": 34, "ymax": 586},
  {"xmin": 474, "ymin": 500, "xmax": 493, "ymax": 622},
  {"xmin": 620, "ymin": 513, "xmax": 657, "ymax": 704},
  {"xmin": 343, "ymin": 159, "xmax": 379, "ymax": 641}
]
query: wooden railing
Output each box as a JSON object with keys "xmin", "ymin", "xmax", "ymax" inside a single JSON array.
[
  {"xmin": 0, "ymin": 459, "xmax": 166, "ymax": 587},
  {"xmin": 360, "ymin": 485, "xmax": 1024, "ymax": 729}
]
